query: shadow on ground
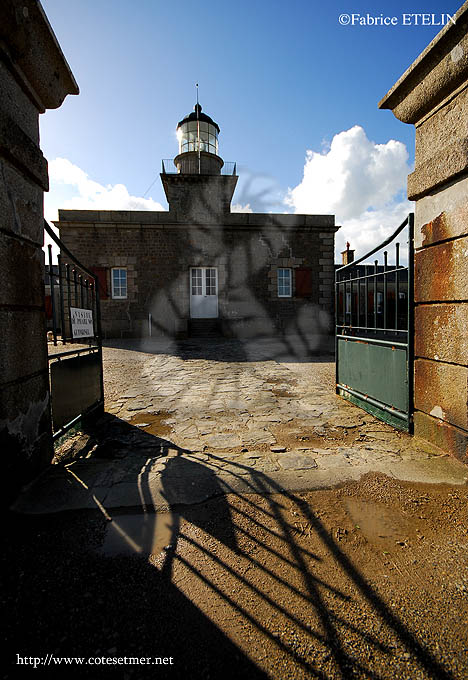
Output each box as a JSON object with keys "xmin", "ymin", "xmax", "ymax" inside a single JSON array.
[
  {"xmin": 103, "ymin": 335, "xmax": 334, "ymax": 364},
  {"xmin": 3, "ymin": 415, "xmax": 460, "ymax": 680}
]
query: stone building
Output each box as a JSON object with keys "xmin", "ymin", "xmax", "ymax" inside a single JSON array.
[{"xmin": 56, "ymin": 104, "xmax": 339, "ymax": 345}]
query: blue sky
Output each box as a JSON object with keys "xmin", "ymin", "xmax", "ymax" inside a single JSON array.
[{"xmin": 40, "ymin": 0, "xmax": 462, "ymax": 257}]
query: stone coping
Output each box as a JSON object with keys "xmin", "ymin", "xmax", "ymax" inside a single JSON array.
[
  {"xmin": 1, "ymin": 0, "xmax": 79, "ymax": 111},
  {"xmin": 378, "ymin": 0, "xmax": 468, "ymax": 124},
  {"xmin": 55, "ymin": 210, "xmax": 337, "ymax": 229}
]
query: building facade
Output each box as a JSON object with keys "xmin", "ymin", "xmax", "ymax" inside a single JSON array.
[{"xmin": 56, "ymin": 104, "xmax": 339, "ymax": 345}]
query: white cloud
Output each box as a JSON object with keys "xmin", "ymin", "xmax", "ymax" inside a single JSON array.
[
  {"xmin": 285, "ymin": 126, "xmax": 413, "ymax": 259},
  {"xmin": 45, "ymin": 158, "xmax": 165, "ymax": 223},
  {"xmin": 231, "ymin": 203, "xmax": 253, "ymax": 213},
  {"xmin": 337, "ymin": 203, "xmax": 411, "ymax": 265}
]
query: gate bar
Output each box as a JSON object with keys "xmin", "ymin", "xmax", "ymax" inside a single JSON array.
[
  {"xmin": 336, "ymin": 215, "xmax": 411, "ymax": 274},
  {"xmin": 57, "ymin": 254, "xmax": 66, "ymax": 344},
  {"xmin": 407, "ymin": 213, "xmax": 415, "ymax": 433},
  {"xmin": 395, "ymin": 243, "xmax": 400, "ymax": 330},
  {"xmin": 44, "ymin": 220, "xmax": 98, "ymax": 279},
  {"xmin": 48, "ymin": 244, "xmax": 57, "ymax": 346},
  {"xmin": 336, "ymin": 384, "xmax": 409, "ymax": 422},
  {"xmin": 336, "ymin": 325, "xmax": 406, "ymax": 334},
  {"xmin": 336, "ymin": 334, "xmax": 408, "ymax": 348},
  {"xmin": 49, "ymin": 346, "xmax": 100, "ymax": 361}
]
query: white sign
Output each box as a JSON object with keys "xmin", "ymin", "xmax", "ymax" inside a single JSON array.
[{"xmin": 70, "ymin": 307, "xmax": 94, "ymax": 339}]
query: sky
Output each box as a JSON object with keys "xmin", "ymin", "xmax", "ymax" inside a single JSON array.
[{"xmin": 40, "ymin": 0, "xmax": 463, "ymax": 260}]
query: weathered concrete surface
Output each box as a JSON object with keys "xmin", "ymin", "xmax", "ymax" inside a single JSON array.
[
  {"xmin": 414, "ymin": 175, "xmax": 468, "ymax": 248},
  {"xmin": 414, "ymin": 411, "xmax": 468, "ymax": 462},
  {"xmin": 414, "ymin": 358, "xmax": 468, "ymax": 431},
  {"xmin": 415, "ymin": 234, "xmax": 468, "ymax": 302},
  {"xmin": 379, "ymin": 5, "xmax": 468, "ymax": 462},
  {"xmin": 0, "ymin": 0, "xmax": 78, "ymax": 503},
  {"xmin": 414, "ymin": 303, "xmax": 468, "ymax": 365},
  {"xmin": 12, "ymin": 339, "xmax": 468, "ymax": 515}
]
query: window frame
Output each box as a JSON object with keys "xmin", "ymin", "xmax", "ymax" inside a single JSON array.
[
  {"xmin": 111, "ymin": 267, "xmax": 128, "ymax": 300},
  {"xmin": 277, "ymin": 267, "xmax": 292, "ymax": 298}
]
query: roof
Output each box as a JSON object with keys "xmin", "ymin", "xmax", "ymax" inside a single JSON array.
[{"xmin": 177, "ymin": 103, "xmax": 220, "ymax": 133}]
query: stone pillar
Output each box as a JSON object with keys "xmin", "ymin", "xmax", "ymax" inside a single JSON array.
[
  {"xmin": 379, "ymin": 1, "xmax": 468, "ymax": 462},
  {"xmin": 0, "ymin": 0, "xmax": 78, "ymax": 501}
]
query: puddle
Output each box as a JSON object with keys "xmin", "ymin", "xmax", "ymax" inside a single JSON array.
[
  {"xmin": 265, "ymin": 377, "xmax": 298, "ymax": 387},
  {"xmin": 271, "ymin": 388, "xmax": 294, "ymax": 397},
  {"xmin": 270, "ymin": 421, "xmax": 360, "ymax": 450},
  {"xmin": 129, "ymin": 411, "xmax": 173, "ymax": 438},
  {"xmin": 345, "ymin": 499, "xmax": 414, "ymax": 549},
  {"xmin": 101, "ymin": 512, "xmax": 177, "ymax": 556}
]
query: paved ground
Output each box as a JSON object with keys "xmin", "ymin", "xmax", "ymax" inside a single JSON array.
[
  {"xmin": 8, "ymin": 338, "xmax": 468, "ymax": 679},
  {"xmin": 15, "ymin": 337, "xmax": 467, "ymax": 514}
]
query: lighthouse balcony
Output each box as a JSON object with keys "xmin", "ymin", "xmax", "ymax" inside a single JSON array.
[{"xmin": 162, "ymin": 156, "xmax": 237, "ymax": 176}]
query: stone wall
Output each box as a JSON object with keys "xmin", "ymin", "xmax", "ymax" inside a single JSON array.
[
  {"xmin": 56, "ymin": 210, "xmax": 337, "ymax": 347},
  {"xmin": 0, "ymin": 0, "xmax": 78, "ymax": 500},
  {"xmin": 380, "ymin": 0, "xmax": 468, "ymax": 462}
]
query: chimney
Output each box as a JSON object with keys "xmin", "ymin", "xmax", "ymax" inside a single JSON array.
[{"xmin": 341, "ymin": 241, "xmax": 355, "ymax": 265}]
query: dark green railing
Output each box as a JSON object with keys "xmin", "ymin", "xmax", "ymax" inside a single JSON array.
[{"xmin": 335, "ymin": 214, "xmax": 414, "ymax": 431}]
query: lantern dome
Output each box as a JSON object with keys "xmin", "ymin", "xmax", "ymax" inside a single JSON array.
[{"xmin": 176, "ymin": 103, "xmax": 220, "ymax": 156}]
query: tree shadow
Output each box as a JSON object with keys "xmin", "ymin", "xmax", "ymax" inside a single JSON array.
[{"xmin": 103, "ymin": 336, "xmax": 334, "ymax": 364}]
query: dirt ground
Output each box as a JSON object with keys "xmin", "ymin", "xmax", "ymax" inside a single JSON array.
[
  {"xmin": 8, "ymin": 339, "xmax": 466, "ymax": 679},
  {"xmin": 3, "ymin": 473, "xmax": 467, "ymax": 679}
]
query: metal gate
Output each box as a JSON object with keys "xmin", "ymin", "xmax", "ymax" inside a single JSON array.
[
  {"xmin": 44, "ymin": 219, "xmax": 104, "ymax": 440},
  {"xmin": 335, "ymin": 214, "xmax": 414, "ymax": 432}
]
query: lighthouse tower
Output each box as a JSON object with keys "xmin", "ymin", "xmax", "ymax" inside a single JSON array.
[{"xmin": 161, "ymin": 102, "xmax": 238, "ymax": 222}]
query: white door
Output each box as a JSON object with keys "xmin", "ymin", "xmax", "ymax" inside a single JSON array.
[{"xmin": 190, "ymin": 267, "xmax": 218, "ymax": 318}]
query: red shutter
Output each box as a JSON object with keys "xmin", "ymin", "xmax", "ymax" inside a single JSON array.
[
  {"xmin": 44, "ymin": 295, "xmax": 53, "ymax": 319},
  {"xmin": 295, "ymin": 268, "xmax": 313, "ymax": 297},
  {"xmin": 90, "ymin": 267, "xmax": 108, "ymax": 299}
]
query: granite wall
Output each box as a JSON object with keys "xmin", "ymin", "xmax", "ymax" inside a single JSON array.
[
  {"xmin": 0, "ymin": 0, "xmax": 78, "ymax": 500},
  {"xmin": 380, "ymin": 0, "xmax": 468, "ymax": 462}
]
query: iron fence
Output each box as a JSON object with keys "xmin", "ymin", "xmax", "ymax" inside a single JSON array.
[
  {"xmin": 161, "ymin": 159, "xmax": 237, "ymax": 175},
  {"xmin": 335, "ymin": 214, "xmax": 414, "ymax": 431},
  {"xmin": 44, "ymin": 220, "xmax": 104, "ymax": 440}
]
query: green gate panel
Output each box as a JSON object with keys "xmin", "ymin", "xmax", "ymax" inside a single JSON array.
[
  {"xmin": 50, "ymin": 352, "xmax": 102, "ymax": 432},
  {"xmin": 337, "ymin": 338, "xmax": 408, "ymax": 412}
]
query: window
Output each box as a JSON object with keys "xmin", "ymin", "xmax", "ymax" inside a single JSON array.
[
  {"xmin": 205, "ymin": 268, "xmax": 217, "ymax": 295},
  {"xmin": 277, "ymin": 268, "xmax": 292, "ymax": 297},
  {"xmin": 346, "ymin": 292, "xmax": 352, "ymax": 314},
  {"xmin": 191, "ymin": 268, "xmax": 217, "ymax": 296},
  {"xmin": 191, "ymin": 268, "xmax": 203, "ymax": 295},
  {"xmin": 111, "ymin": 268, "xmax": 127, "ymax": 299},
  {"xmin": 377, "ymin": 291, "xmax": 384, "ymax": 314},
  {"xmin": 179, "ymin": 121, "xmax": 219, "ymax": 155}
]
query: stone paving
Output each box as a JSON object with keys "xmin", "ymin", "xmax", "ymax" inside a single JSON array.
[
  {"xmin": 14, "ymin": 337, "xmax": 467, "ymax": 514},
  {"xmin": 103, "ymin": 338, "xmax": 431, "ymax": 471}
]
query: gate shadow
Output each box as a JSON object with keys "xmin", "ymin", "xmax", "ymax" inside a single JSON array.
[{"xmin": 5, "ymin": 415, "xmax": 454, "ymax": 679}]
